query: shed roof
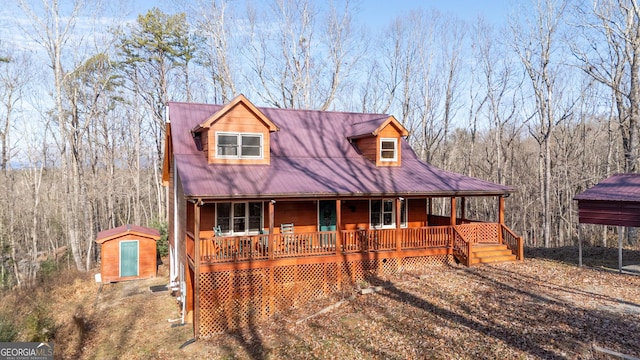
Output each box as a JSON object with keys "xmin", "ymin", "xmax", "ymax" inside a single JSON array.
[
  {"xmin": 96, "ymin": 224, "xmax": 161, "ymax": 244},
  {"xmin": 167, "ymin": 100, "xmax": 513, "ymax": 199},
  {"xmin": 574, "ymin": 174, "xmax": 640, "ymax": 202}
]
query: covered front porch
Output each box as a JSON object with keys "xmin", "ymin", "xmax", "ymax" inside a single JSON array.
[{"xmin": 185, "ymin": 196, "xmax": 524, "ymax": 268}]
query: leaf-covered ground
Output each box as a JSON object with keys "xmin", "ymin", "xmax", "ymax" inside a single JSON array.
[
  {"xmin": 24, "ymin": 246, "xmax": 640, "ymax": 359},
  {"xmin": 184, "ymin": 248, "xmax": 640, "ymax": 359}
]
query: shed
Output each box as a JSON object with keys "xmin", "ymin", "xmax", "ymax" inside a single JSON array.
[
  {"xmin": 574, "ymin": 173, "xmax": 640, "ymax": 271},
  {"xmin": 96, "ymin": 224, "xmax": 160, "ymax": 283}
]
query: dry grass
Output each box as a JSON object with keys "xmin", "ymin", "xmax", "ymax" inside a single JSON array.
[{"xmin": 3, "ymin": 247, "xmax": 640, "ymax": 359}]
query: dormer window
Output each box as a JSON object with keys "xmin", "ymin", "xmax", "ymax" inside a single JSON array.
[
  {"xmin": 216, "ymin": 132, "xmax": 263, "ymax": 159},
  {"xmin": 380, "ymin": 138, "xmax": 398, "ymax": 162}
]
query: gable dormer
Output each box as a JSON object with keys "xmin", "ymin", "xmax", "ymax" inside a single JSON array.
[
  {"xmin": 192, "ymin": 95, "xmax": 279, "ymax": 165},
  {"xmin": 348, "ymin": 116, "xmax": 409, "ymax": 167}
]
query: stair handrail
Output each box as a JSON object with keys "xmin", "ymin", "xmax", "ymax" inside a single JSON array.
[
  {"xmin": 452, "ymin": 225, "xmax": 472, "ymax": 266},
  {"xmin": 500, "ymin": 224, "xmax": 524, "ymax": 261}
]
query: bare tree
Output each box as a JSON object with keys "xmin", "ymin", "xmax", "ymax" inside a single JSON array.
[
  {"xmin": 512, "ymin": 0, "xmax": 572, "ymax": 248},
  {"xmin": 573, "ymin": 0, "xmax": 640, "ymax": 173},
  {"xmin": 191, "ymin": 0, "xmax": 238, "ymax": 103},
  {"xmin": 0, "ymin": 51, "xmax": 31, "ymax": 173},
  {"xmin": 473, "ymin": 18, "xmax": 521, "ymax": 184},
  {"xmin": 17, "ymin": 0, "xmax": 93, "ymax": 270},
  {"xmin": 245, "ymin": 0, "xmax": 362, "ymax": 110}
]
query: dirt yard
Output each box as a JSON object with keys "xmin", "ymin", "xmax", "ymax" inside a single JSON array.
[{"xmin": 35, "ymin": 246, "xmax": 640, "ymax": 359}]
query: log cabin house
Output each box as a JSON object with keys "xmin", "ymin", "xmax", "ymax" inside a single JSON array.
[{"xmin": 162, "ymin": 94, "xmax": 523, "ymax": 338}]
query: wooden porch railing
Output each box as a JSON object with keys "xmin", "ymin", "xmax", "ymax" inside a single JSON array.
[
  {"xmin": 192, "ymin": 231, "xmax": 338, "ymax": 263},
  {"xmin": 402, "ymin": 226, "xmax": 451, "ymax": 248},
  {"xmin": 501, "ymin": 224, "xmax": 524, "ymax": 261},
  {"xmin": 188, "ymin": 223, "xmax": 521, "ymax": 265},
  {"xmin": 341, "ymin": 229, "xmax": 397, "ymax": 252},
  {"xmin": 455, "ymin": 223, "xmax": 501, "ymax": 244}
]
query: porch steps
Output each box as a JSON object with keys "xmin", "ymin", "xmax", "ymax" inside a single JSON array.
[{"xmin": 469, "ymin": 243, "xmax": 517, "ymax": 265}]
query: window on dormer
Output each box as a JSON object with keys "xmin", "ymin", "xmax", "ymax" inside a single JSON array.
[
  {"xmin": 216, "ymin": 132, "xmax": 263, "ymax": 159},
  {"xmin": 380, "ymin": 138, "xmax": 397, "ymax": 162}
]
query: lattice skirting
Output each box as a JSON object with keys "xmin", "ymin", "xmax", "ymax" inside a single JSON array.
[{"xmin": 198, "ymin": 254, "xmax": 453, "ymax": 337}]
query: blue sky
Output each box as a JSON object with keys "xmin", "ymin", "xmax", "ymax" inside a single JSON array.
[
  {"xmin": 128, "ymin": 0, "xmax": 511, "ymax": 27},
  {"xmin": 354, "ymin": 0, "xmax": 510, "ymax": 26}
]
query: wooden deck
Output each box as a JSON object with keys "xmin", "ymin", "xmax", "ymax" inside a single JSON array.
[
  {"xmin": 186, "ymin": 223, "xmax": 524, "ymax": 268},
  {"xmin": 187, "ymin": 222, "xmax": 523, "ymax": 336}
]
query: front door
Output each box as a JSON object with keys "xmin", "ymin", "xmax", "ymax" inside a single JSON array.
[
  {"xmin": 319, "ymin": 200, "xmax": 336, "ymax": 231},
  {"xmin": 120, "ymin": 240, "xmax": 139, "ymax": 278}
]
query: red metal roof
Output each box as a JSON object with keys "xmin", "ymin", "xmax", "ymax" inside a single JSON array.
[
  {"xmin": 347, "ymin": 116, "xmax": 404, "ymax": 138},
  {"xmin": 96, "ymin": 224, "xmax": 161, "ymax": 243},
  {"xmin": 168, "ymin": 101, "xmax": 512, "ymax": 199},
  {"xmin": 574, "ymin": 174, "xmax": 640, "ymax": 202},
  {"xmin": 574, "ymin": 174, "xmax": 640, "ymax": 227}
]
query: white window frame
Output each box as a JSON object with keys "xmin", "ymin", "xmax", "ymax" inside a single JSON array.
[
  {"xmin": 380, "ymin": 138, "xmax": 398, "ymax": 162},
  {"xmin": 369, "ymin": 199, "xmax": 407, "ymax": 229},
  {"xmin": 216, "ymin": 132, "xmax": 263, "ymax": 159},
  {"xmin": 216, "ymin": 201, "xmax": 263, "ymax": 235}
]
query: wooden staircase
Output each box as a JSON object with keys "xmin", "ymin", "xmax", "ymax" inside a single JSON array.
[{"xmin": 469, "ymin": 243, "xmax": 517, "ymax": 265}]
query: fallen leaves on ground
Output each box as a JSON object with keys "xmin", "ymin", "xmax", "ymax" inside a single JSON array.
[{"xmin": 190, "ymin": 252, "xmax": 640, "ymax": 359}]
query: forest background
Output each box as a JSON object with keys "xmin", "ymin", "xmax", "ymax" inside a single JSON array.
[{"xmin": 0, "ymin": 0, "xmax": 638, "ymax": 287}]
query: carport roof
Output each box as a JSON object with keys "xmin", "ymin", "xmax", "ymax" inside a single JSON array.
[{"xmin": 574, "ymin": 173, "xmax": 640, "ymax": 203}]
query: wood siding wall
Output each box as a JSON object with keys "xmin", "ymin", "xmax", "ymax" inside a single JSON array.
[
  {"xmin": 197, "ymin": 198, "xmax": 430, "ymax": 234},
  {"xmin": 100, "ymin": 236, "xmax": 157, "ymax": 283},
  {"xmin": 408, "ymin": 198, "xmax": 427, "ymax": 227},
  {"xmin": 354, "ymin": 137, "xmax": 377, "ymax": 164},
  {"xmin": 340, "ymin": 200, "xmax": 370, "ymax": 230},
  {"xmin": 206, "ymin": 103, "xmax": 271, "ymax": 165},
  {"xmin": 353, "ymin": 123, "xmax": 403, "ymax": 167}
]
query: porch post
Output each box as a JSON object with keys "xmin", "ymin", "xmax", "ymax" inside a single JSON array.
[
  {"xmin": 618, "ymin": 226, "xmax": 623, "ymax": 273},
  {"xmin": 578, "ymin": 223, "xmax": 582, "ymax": 267},
  {"xmin": 335, "ymin": 199, "xmax": 342, "ymax": 254},
  {"xmin": 396, "ymin": 198, "xmax": 402, "ymax": 251},
  {"xmin": 460, "ymin": 197, "xmax": 466, "ymax": 222},
  {"xmin": 427, "ymin": 198, "xmax": 433, "ymax": 226},
  {"xmin": 498, "ymin": 196, "xmax": 505, "ymax": 244},
  {"xmin": 450, "ymin": 197, "xmax": 457, "ymax": 226},
  {"xmin": 269, "ymin": 200, "xmax": 275, "ymax": 260},
  {"xmin": 193, "ymin": 200, "xmax": 201, "ymax": 339},
  {"xmin": 498, "ymin": 196, "xmax": 505, "ymax": 225}
]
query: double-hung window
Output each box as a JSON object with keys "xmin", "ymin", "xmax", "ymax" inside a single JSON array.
[
  {"xmin": 380, "ymin": 138, "xmax": 398, "ymax": 162},
  {"xmin": 216, "ymin": 132, "xmax": 263, "ymax": 159},
  {"xmin": 370, "ymin": 199, "xmax": 407, "ymax": 228},
  {"xmin": 216, "ymin": 201, "xmax": 263, "ymax": 235}
]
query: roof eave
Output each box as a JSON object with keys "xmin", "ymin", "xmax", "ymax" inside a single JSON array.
[{"xmin": 184, "ymin": 189, "xmax": 513, "ymax": 202}]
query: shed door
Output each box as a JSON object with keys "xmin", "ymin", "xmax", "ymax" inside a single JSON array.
[{"xmin": 120, "ymin": 240, "xmax": 139, "ymax": 277}]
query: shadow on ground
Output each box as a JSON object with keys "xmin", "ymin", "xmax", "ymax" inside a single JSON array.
[{"xmin": 526, "ymin": 245, "xmax": 640, "ymax": 269}]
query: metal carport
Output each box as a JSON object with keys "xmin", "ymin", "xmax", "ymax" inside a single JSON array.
[{"xmin": 574, "ymin": 173, "xmax": 640, "ymax": 272}]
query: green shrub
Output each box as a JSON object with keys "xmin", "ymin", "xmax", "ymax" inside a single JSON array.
[
  {"xmin": 24, "ymin": 304, "xmax": 56, "ymax": 342},
  {"xmin": 150, "ymin": 220, "xmax": 169, "ymax": 257},
  {"xmin": 0, "ymin": 315, "xmax": 17, "ymax": 342},
  {"xmin": 39, "ymin": 258, "xmax": 59, "ymax": 279}
]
